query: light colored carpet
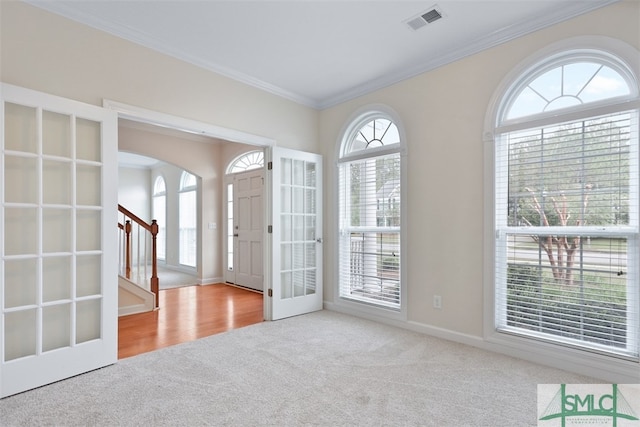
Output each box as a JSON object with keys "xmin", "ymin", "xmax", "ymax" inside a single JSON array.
[
  {"xmin": 0, "ymin": 310, "xmax": 595, "ymax": 426},
  {"xmin": 129, "ymin": 265, "xmax": 199, "ymax": 289}
]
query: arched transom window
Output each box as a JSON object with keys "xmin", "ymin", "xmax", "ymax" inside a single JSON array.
[
  {"xmin": 228, "ymin": 150, "xmax": 264, "ymax": 174},
  {"xmin": 493, "ymin": 48, "xmax": 639, "ymax": 359},
  {"xmin": 338, "ymin": 113, "xmax": 403, "ymax": 310}
]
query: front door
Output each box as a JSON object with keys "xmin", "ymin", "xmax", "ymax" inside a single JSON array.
[
  {"xmin": 0, "ymin": 84, "xmax": 118, "ymax": 398},
  {"xmin": 269, "ymin": 147, "xmax": 322, "ymax": 320},
  {"xmin": 234, "ymin": 168, "xmax": 264, "ymax": 291}
]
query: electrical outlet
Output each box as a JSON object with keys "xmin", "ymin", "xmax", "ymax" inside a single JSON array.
[{"xmin": 433, "ymin": 295, "xmax": 442, "ymax": 309}]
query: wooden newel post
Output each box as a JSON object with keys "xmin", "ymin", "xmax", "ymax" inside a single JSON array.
[
  {"xmin": 125, "ymin": 220, "xmax": 132, "ymax": 280},
  {"xmin": 150, "ymin": 219, "xmax": 159, "ymax": 309}
]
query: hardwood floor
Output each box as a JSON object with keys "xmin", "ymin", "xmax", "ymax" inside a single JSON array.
[{"xmin": 118, "ymin": 284, "xmax": 264, "ymax": 359}]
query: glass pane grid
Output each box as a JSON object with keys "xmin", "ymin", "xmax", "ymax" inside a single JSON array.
[{"xmin": 3, "ymin": 102, "xmax": 106, "ymax": 364}]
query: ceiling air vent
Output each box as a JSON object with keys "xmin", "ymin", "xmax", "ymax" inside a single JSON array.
[{"xmin": 405, "ymin": 6, "xmax": 443, "ymax": 31}]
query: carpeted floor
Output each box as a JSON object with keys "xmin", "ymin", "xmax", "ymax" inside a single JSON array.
[
  {"xmin": 129, "ymin": 265, "xmax": 199, "ymax": 289},
  {"xmin": 1, "ymin": 310, "xmax": 598, "ymax": 426}
]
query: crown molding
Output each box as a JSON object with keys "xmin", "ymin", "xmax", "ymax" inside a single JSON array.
[
  {"xmin": 317, "ymin": 0, "xmax": 621, "ymax": 109},
  {"xmin": 26, "ymin": 0, "xmax": 620, "ymax": 111}
]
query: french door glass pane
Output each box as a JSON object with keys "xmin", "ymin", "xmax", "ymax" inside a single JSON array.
[
  {"xmin": 76, "ymin": 299, "xmax": 101, "ymax": 343},
  {"xmin": 75, "ymin": 118, "xmax": 101, "ymax": 162},
  {"xmin": 42, "ymin": 304, "xmax": 71, "ymax": 352},
  {"xmin": 43, "ymin": 160, "xmax": 72, "ymax": 205},
  {"xmin": 4, "ymin": 155, "xmax": 37, "ymax": 204},
  {"xmin": 42, "ymin": 256, "xmax": 72, "ymax": 302},
  {"xmin": 42, "ymin": 111, "xmax": 71, "ymax": 157},
  {"xmin": 4, "ymin": 309, "xmax": 37, "ymax": 361},
  {"xmin": 4, "ymin": 103, "xmax": 37, "ymax": 153},
  {"xmin": 4, "ymin": 258, "xmax": 37, "ymax": 308}
]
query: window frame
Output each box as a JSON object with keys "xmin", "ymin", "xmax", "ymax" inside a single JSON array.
[
  {"xmin": 152, "ymin": 175, "xmax": 167, "ymax": 261},
  {"xmin": 334, "ymin": 106, "xmax": 408, "ymax": 319},
  {"xmin": 178, "ymin": 171, "xmax": 198, "ymax": 268},
  {"xmin": 484, "ymin": 37, "xmax": 640, "ymax": 378}
]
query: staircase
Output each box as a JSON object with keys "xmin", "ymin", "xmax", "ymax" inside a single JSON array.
[{"xmin": 117, "ymin": 204, "xmax": 159, "ymax": 316}]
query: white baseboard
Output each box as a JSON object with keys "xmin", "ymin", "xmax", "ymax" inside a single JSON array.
[
  {"xmin": 200, "ymin": 277, "xmax": 224, "ymax": 285},
  {"xmin": 323, "ymin": 301, "xmax": 640, "ymax": 384}
]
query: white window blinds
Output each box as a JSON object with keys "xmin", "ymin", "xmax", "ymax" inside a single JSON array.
[
  {"xmin": 339, "ymin": 153, "xmax": 401, "ymax": 308},
  {"xmin": 495, "ymin": 110, "xmax": 639, "ymax": 358}
]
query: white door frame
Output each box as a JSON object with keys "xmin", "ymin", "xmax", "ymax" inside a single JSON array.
[
  {"xmin": 224, "ymin": 167, "xmax": 265, "ymax": 291},
  {"xmin": 102, "ymin": 101, "xmax": 276, "ymax": 319}
]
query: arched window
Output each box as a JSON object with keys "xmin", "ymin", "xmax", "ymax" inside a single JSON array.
[
  {"xmin": 227, "ymin": 150, "xmax": 264, "ymax": 174},
  {"xmin": 338, "ymin": 111, "xmax": 404, "ymax": 310},
  {"xmin": 179, "ymin": 171, "xmax": 197, "ymax": 267},
  {"xmin": 152, "ymin": 176, "xmax": 166, "ymax": 260},
  {"xmin": 491, "ymin": 47, "xmax": 639, "ymax": 358}
]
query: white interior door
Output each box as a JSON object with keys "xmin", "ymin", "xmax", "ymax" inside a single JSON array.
[
  {"xmin": 270, "ymin": 147, "xmax": 322, "ymax": 320},
  {"xmin": 234, "ymin": 169, "xmax": 264, "ymax": 291},
  {"xmin": 0, "ymin": 84, "xmax": 118, "ymax": 398}
]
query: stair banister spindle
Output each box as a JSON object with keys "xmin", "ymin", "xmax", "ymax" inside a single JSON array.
[
  {"xmin": 125, "ymin": 220, "xmax": 132, "ymax": 280},
  {"xmin": 118, "ymin": 204, "xmax": 160, "ymax": 309},
  {"xmin": 150, "ymin": 219, "xmax": 159, "ymax": 308}
]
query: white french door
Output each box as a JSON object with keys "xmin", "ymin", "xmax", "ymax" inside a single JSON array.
[
  {"xmin": 233, "ymin": 168, "xmax": 264, "ymax": 291},
  {"xmin": 0, "ymin": 84, "xmax": 118, "ymax": 398},
  {"xmin": 269, "ymin": 147, "xmax": 322, "ymax": 320}
]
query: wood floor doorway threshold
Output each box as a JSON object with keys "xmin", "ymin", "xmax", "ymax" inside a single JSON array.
[{"xmin": 118, "ymin": 283, "xmax": 264, "ymax": 359}]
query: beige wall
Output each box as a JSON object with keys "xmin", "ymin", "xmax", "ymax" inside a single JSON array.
[
  {"xmin": 2, "ymin": 0, "xmax": 639, "ymax": 354},
  {"xmin": 119, "ymin": 125, "xmax": 224, "ymax": 282},
  {"xmin": 1, "ymin": 1, "xmax": 318, "ymax": 284},
  {"xmin": 319, "ymin": 1, "xmax": 640, "ymax": 337},
  {"xmin": 0, "ymin": 1, "xmax": 319, "ymax": 153}
]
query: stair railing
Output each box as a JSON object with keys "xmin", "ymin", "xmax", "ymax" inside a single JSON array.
[{"xmin": 117, "ymin": 204, "xmax": 159, "ymax": 308}]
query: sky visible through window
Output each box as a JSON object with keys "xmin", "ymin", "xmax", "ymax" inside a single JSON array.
[{"xmin": 507, "ymin": 62, "xmax": 631, "ymax": 120}]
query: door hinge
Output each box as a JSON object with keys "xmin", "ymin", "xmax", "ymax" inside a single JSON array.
[
  {"xmin": 267, "ymin": 161, "xmax": 273, "ymax": 170},
  {"xmin": 268, "ymin": 225, "xmax": 272, "ymax": 233},
  {"xmin": 268, "ymin": 288, "xmax": 273, "ymax": 297}
]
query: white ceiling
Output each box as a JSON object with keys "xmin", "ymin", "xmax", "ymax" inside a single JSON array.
[{"xmin": 28, "ymin": 0, "xmax": 617, "ymax": 109}]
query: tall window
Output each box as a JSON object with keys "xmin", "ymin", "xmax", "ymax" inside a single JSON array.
[
  {"xmin": 179, "ymin": 171, "xmax": 197, "ymax": 267},
  {"xmin": 338, "ymin": 113, "xmax": 403, "ymax": 309},
  {"xmin": 152, "ymin": 176, "xmax": 166, "ymax": 261},
  {"xmin": 494, "ymin": 50, "xmax": 639, "ymax": 358}
]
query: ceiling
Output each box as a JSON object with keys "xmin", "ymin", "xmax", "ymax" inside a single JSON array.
[{"xmin": 27, "ymin": 0, "xmax": 617, "ymax": 109}]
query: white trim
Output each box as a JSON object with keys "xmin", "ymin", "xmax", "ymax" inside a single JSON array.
[
  {"xmin": 483, "ymin": 36, "xmax": 640, "ymax": 370},
  {"xmin": 484, "ymin": 36, "xmax": 640, "ymax": 134},
  {"xmin": 26, "ymin": 1, "xmax": 617, "ymax": 110},
  {"xmin": 333, "ymin": 104, "xmax": 408, "ymax": 320},
  {"xmin": 199, "ymin": 277, "xmax": 224, "ymax": 285},
  {"xmin": 225, "ymin": 149, "xmax": 265, "ymax": 175},
  {"xmin": 320, "ymin": 2, "xmax": 620, "ymax": 109},
  {"xmin": 102, "ymin": 100, "xmax": 275, "ymax": 147},
  {"xmin": 325, "ymin": 301, "xmax": 640, "ymax": 383}
]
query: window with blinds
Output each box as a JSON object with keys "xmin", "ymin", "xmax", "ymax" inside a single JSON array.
[
  {"xmin": 338, "ymin": 116, "xmax": 402, "ymax": 309},
  {"xmin": 494, "ymin": 53, "xmax": 640, "ymax": 358}
]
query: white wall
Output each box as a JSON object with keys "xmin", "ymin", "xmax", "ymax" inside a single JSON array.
[{"xmin": 117, "ymin": 167, "xmax": 151, "ymax": 221}]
